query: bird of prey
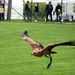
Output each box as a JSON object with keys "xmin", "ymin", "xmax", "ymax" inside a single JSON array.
[{"xmin": 22, "ymin": 31, "xmax": 75, "ymax": 69}]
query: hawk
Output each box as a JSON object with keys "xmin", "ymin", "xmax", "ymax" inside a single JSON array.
[{"xmin": 22, "ymin": 31, "xmax": 75, "ymax": 68}]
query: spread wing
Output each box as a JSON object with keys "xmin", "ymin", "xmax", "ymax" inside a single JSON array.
[
  {"xmin": 22, "ymin": 31, "xmax": 44, "ymax": 50},
  {"xmin": 41, "ymin": 41, "xmax": 75, "ymax": 53}
]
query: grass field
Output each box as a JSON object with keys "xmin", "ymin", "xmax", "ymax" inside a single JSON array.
[{"xmin": 0, "ymin": 21, "xmax": 75, "ymax": 75}]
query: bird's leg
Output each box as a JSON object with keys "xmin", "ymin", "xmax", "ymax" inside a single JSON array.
[
  {"xmin": 45, "ymin": 54, "xmax": 52, "ymax": 59},
  {"xmin": 46, "ymin": 54, "xmax": 52, "ymax": 69},
  {"xmin": 49, "ymin": 54, "xmax": 52, "ymax": 61},
  {"xmin": 45, "ymin": 55, "xmax": 50, "ymax": 59}
]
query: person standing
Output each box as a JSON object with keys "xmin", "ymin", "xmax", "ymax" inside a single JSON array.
[
  {"xmin": 54, "ymin": 3, "xmax": 62, "ymax": 22},
  {"xmin": 34, "ymin": 3, "xmax": 39, "ymax": 22},
  {"xmin": 0, "ymin": 1, "xmax": 4, "ymax": 21},
  {"xmin": 45, "ymin": 1, "xmax": 53, "ymax": 21},
  {"xmin": 0, "ymin": 5, "xmax": 2, "ymax": 21},
  {"xmin": 23, "ymin": 1, "xmax": 30, "ymax": 21}
]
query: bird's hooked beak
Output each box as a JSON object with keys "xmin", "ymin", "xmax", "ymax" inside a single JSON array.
[
  {"xmin": 31, "ymin": 52, "xmax": 34, "ymax": 55},
  {"xmin": 31, "ymin": 53, "xmax": 33, "ymax": 55},
  {"xmin": 31, "ymin": 52, "xmax": 36, "ymax": 56}
]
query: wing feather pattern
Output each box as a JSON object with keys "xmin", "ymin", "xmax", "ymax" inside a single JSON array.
[
  {"xmin": 41, "ymin": 41, "xmax": 75, "ymax": 53},
  {"xmin": 22, "ymin": 31, "xmax": 44, "ymax": 50}
]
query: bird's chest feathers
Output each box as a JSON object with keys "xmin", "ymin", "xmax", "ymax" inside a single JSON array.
[{"xmin": 33, "ymin": 49, "xmax": 43, "ymax": 57}]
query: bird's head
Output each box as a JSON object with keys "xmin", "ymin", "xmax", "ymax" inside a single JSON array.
[
  {"xmin": 31, "ymin": 52, "xmax": 37, "ymax": 56},
  {"xmin": 31, "ymin": 50, "xmax": 43, "ymax": 57}
]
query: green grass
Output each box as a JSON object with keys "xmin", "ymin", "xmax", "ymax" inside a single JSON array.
[{"xmin": 0, "ymin": 21, "xmax": 75, "ymax": 75}]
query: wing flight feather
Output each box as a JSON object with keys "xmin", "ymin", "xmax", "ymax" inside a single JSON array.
[{"xmin": 22, "ymin": 31, "xmax": 44, "ymax": 50}]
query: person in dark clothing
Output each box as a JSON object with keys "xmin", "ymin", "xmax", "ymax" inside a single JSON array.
[
  {"xmin": 23, "ymin": 1, "xmax": 30, "ymax": 21},
  {"xmin": 0, "ymin": 1, "xmax": 4, "ymax": 21},
  {"xmin": 54, "ymin": 3, "xmax": 62, "ymax": 22},
  {"xmin": 45, "ymin": 1, "xmax": 53, "ymax": 21},
  {"xmin": 34, "ymin": 3, "xmax": 39, "ymax": 22},
  {"xmin": 0, "ymin": 5, "xmax": 2, "ymax": 21}
]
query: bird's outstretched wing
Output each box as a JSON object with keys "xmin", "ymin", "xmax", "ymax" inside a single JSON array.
[
  {"xmin": 22, "ymin": 31, "xmax": 44, "ymax": 50},
  {"xmin": 42, "ymin": 41, "xmax": 75, "ymax": 69},
  {"xmin": 41, "ymin": 41, "xmax": 75, "ymax": 53}
]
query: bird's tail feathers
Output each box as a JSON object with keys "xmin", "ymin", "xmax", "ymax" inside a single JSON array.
[
  {"xmin": 51, "ymin": 51, "xmax": 57, "ymax": 54},
  {"xmin": 22, "ymin": 30, "xmax": 29, "ymax": 38}
]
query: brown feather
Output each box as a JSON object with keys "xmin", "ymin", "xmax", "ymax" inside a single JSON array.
[{"xmin": 22, "ymin": 31, "xmax": 44, "ymax": 50}]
